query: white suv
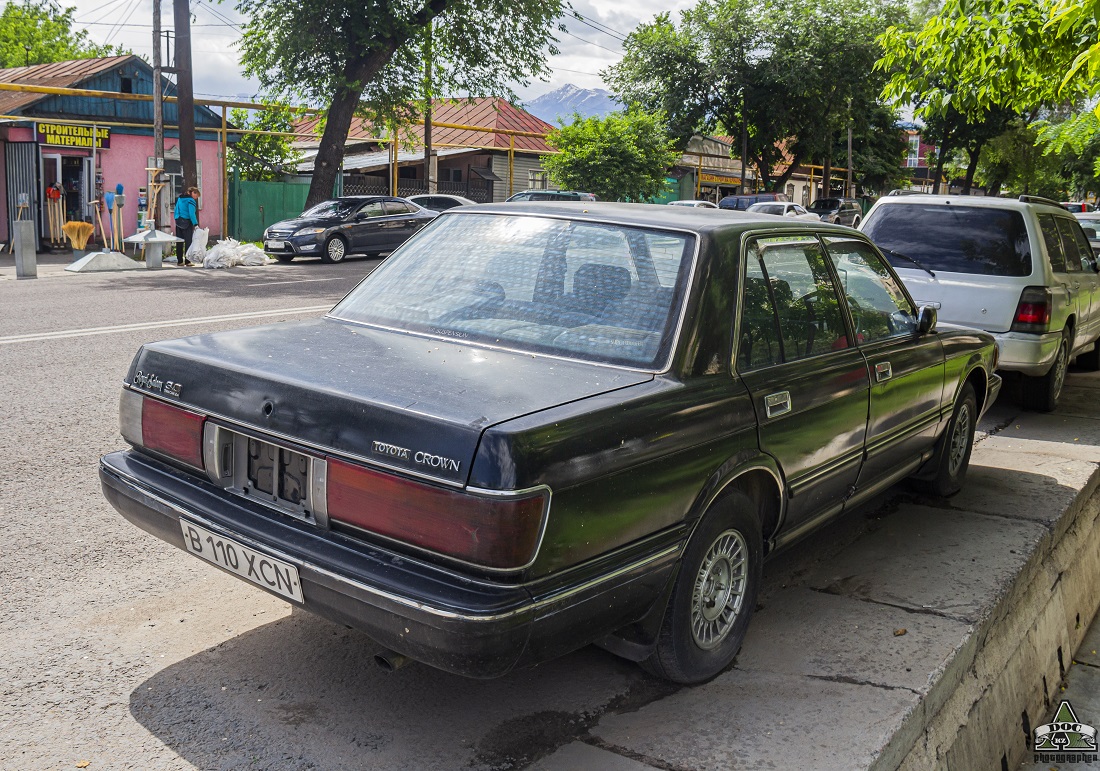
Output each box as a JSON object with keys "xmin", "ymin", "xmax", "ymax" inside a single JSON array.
[{"xmin": 860, "ymin": 194, "xmax": 1100, "ymax": 411}]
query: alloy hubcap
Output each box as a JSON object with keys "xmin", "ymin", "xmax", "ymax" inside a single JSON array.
[
  {"xmin": 948, "ymin": 403, "xmax": 971, "ymax": 474},
  {"xmin": 690, "ymin": 529, "xmax": 748, "ymax": 650},
  {"xmin": 328, "ymin": 240, "xmax": 345, "ymax": 261}
]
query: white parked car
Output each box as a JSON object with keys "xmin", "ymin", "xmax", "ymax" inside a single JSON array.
[
  {"xmin": 746, "ymin": 201, "xmax": 821, "ymax": 221},
  {"xmin": 861, "ymin": 193, "xmax": 1100, "ymax": 411},
  {"xmin": 405, "ymin": 194, "xmax": 477, "ymax": 212},
  {"xmin": 668, "ymin": 200, "xmax": 718, "ymax": 208}
]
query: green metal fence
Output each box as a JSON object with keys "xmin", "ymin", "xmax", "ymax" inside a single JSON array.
[{"xmin": 228, "ymin": 173, "xmax": 311, "ymax": 242}]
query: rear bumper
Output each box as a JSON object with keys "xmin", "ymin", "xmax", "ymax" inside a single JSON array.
[
  {"xmin": 992, "ymin": 330, "xmax": 1062, "ymax": 376},
  {"xmin": 99, "ymin": 450, "xmax": 679, "ymax": 677}
]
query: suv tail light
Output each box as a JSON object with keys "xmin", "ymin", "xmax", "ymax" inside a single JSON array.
[
  {"xmin": 1011, "ymin": 287, "xmax": 1052, "ymax": 333},
  {"xmin": 121, "ymin": 390, "xmax": 206, "ymax": 469},
  {"xmin": 326, "ymin": 458, "xmax": 548, "ymax": 570}
]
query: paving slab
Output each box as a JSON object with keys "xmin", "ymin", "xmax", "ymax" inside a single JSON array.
[
  {"xmin": 802, "ymin": 504, "xmax": 1044, "ymax": 624},
  {"xmin": 944, "ymin": 449, "xmax": 1096, "ymax": 523},
  {"xmin": 593, "ymin": 669, "xmax": 916, "ymax": 771},
  {"xmin": 528, "ymin": 741, "xmax": 658, "ymax": 771},
  {"xmin": 739, "ymin": 587, "xmax": 970, "ymax": 694},
  {"xmin": 980, "ymin": 413, "xmax": 1100, "ymax": 463}
]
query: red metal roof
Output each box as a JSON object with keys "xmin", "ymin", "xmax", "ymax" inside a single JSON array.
[
  {"xmin": 0, "ymin": 55, "xmax": 136, "ymax": 115},
  {"xmin": 295, "ymin": 97, "xmax": 555, "ymax": 153}
]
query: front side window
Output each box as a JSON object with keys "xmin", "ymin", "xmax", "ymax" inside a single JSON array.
[
  {"xmin": 330, "ymin": 214, "xmax": 696, "ymax": 369},
  {"xmin": 357, "ymin": 201, "xmax": 385, "ymax": 218},
  {"xmin": 737, "ymin": 235, "xmax": 850, "ymax": 368},
  {"xmin": 823, "ymin": 237, "xmax": 918, "ymax": 343},
  {"xmin": 863, "ymin": 204, "xmax": 1032, "ymax": 276}
]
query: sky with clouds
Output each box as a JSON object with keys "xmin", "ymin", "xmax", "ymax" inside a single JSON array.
[{"xmin": 66, "ymin": 0, "xmax": 696, "ymax": 103}]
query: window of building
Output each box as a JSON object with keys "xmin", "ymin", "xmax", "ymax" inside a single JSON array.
[
  {"xmin": 120, "ymin": 77, "xmax": 133, "ymax": 94},
  {"xmin": 441, "ymin": 168, "xmax": 462, "ymax": 183},
  {"xmin": 906, "ymin": 135, "xmax": 921, "ymax": 168},
  {"xmin": 528, "ymin": 170, "xmax": 549, "ymax": 190}
]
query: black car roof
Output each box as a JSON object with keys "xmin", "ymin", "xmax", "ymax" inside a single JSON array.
[{"xmin": 447, "ymin": 201, "xmax": 856, "ymax": 236}]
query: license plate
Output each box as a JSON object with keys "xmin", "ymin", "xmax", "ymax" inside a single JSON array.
[
  {"xmin": 180, "ymin": 519, "xmax": 304, "ymax": 603},
  {"xmin": 265, "ymin": 240, "xmax": 285, "ymax": 250}
]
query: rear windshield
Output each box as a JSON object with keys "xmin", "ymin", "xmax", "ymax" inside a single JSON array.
[
  {"xmin": 862, "ymin": 204, "xmax": 1032, "ymax": 276},
  {"xmin": 751, "ymin": 204, "xmax": 785, "ymax": 216},
  {"xmin": 330, "ymin": 213, "xmax": 697, "ymax": 369}
]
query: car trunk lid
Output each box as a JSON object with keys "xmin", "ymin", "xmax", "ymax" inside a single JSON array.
[
  {"xmin": 127, "ymin": 318, "xmax": 653, "ymax": 486},
  {"xmin": 895, "ymin": 268, "xmax": 1024, "ymax": 333}
]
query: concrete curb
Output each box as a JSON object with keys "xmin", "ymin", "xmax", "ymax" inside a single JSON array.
[{"xmin": 886, "ymin": 463, "xmax": 1100, "ymax": 769}]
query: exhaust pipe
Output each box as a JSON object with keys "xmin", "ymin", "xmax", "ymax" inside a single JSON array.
[{"xmin": 373, "ymin": 649, "xmax": 412, "ymax": 672}]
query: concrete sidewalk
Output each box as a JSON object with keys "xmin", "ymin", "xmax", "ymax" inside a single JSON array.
[{"xmin": 532, "ymin": 370, "xmax": 1100, "ymax": 771}]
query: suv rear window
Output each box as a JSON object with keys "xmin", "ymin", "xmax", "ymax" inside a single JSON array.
[{"xmin": 862, "ymin": 204, "xmax": 1032, "ymax": 276}]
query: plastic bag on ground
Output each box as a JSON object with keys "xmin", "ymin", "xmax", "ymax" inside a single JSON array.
[
  {"xmin": 185, "ymin": 227, "xmax": 209, "ymax": 261},
  {"xmin": 202, "ymin": 237, "xmax": 271, "ymax": 269}
]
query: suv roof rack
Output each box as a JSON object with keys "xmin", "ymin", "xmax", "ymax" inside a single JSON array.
[{"xmin": 1018, "ymin": 194, "xmax": 1065, "ymax": 208}]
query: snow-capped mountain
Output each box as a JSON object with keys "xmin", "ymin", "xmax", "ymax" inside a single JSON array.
[{"xmin": 525, "ymin": 84, "xmax": 620, "ymax": 125}]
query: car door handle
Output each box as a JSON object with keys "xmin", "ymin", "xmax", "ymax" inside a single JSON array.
[
  {"xmin": 765, "ymin": 391, "xmax": 792, "ymax": 418},
  {"xmin": 875, "ymin": 361, "xmax": 892, "ymax": 382}
]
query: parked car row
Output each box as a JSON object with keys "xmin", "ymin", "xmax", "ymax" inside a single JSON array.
[{"xmin": 104, "ymin": 202, "xmax": 1001, "ymax": 685}]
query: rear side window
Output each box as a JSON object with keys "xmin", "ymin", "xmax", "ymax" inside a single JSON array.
[
  {"xmin": 863, "ymin": 204, "xmax": 1032, "ymax": 276},
  {"xmin": 1055, "ymin": 217, "xmax": 1083, "ymax": 272},
  {"xmin": 1039, "ymin": 214, "xmax": 1065, "ymax": 272}
]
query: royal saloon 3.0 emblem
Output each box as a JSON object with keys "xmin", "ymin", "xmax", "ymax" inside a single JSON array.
[{"xmin": 133, "ymin": 370, "xmax": 183, "ymax": 398}]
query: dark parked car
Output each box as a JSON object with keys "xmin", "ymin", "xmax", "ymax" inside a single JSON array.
[
  {"xmin": 505, "ymin": 190, "xmax": 598, "ymax": 202},
  {"xmin": 262, "ymin": 196, "xmax": 437, "ymax": 264},
  {"xmin": 808, "ymin": 197, "xmax": 864, "ymax": 226},
  {"xmin": 101, "ymin": 203, "xmax": 1000, "ymax": 684},
  {"xmin": 718, "ymin": 192, "xmax": 789, "ymax": 211}
]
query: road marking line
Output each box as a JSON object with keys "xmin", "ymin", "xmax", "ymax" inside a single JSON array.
[{"xmin": 0, "ymin": 305, "xmax": 332, "ymax": 345}]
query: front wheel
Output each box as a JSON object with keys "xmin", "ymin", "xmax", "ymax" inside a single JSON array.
[
  {"xmin": 921, "ymin": 382, "xmax": 977, "ymax": 497},
  {"xmin": 321, "ymin": 236, "xmax": 347, "ymax": 264},
  {"xmin": 1022, "ymin": 332, "xmax": 1069, "ymax": 412},
  {"xmin": 642, "ymin": 491, "xmax": 762, "ymax": 684}
]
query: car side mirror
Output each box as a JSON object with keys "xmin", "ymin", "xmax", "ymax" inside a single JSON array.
[{"xmin": 917, "ymin": 305, "xmax": 937, "ymax": 335}]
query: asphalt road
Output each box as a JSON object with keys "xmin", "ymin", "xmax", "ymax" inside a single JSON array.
[{"xmin": 0, "ymin": 255, "xmax": 1027, "ymax": 771}]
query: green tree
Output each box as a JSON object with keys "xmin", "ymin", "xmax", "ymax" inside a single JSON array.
[
  {"xmin": 228, "ymin": 106, "xmax": 304, "ymax": 181},
  {"xmin": 0, "ymin": 1, "xmax": 124, "ymax": 68},
  {"xmin": 542, "ymin": 110, "xmax": 680, "ymax": 202},
  {"xmin": 605, "ymin": 0, "xmax": 906, "ymax": 192},
  {"xmin": 832, "ymin": 102, "xmax": 908, "ymax": 194},
  {"xmin": 235, "ymin": 0, "xmax": 564, "ymax": 208}
]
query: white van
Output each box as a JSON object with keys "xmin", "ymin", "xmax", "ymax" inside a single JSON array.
[{"xmin": 860, "ymin": 194, "xmax": 1100, "ymax": 411}]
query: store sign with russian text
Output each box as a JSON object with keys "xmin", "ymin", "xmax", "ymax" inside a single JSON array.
[
  {"xmin": 35, "ymin": 122, "xmax": 110, "ymax": 149},
  {"xmin": 700, "ymin": 172, "xmax": 740, "ymax": 185}
]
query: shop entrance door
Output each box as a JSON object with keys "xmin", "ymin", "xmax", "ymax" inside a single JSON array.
[{"xmin": 40, "ymin": 154, "xmax": 61, "ymax": 238}]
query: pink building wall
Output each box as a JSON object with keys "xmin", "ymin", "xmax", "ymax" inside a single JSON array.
[
  {"xmin": 0, "ymin": 145, "xmax": 7, "ymax": 244},
  {"xmin": 4, "ymin": 126, "xmax": 224, "ymax": 238}
]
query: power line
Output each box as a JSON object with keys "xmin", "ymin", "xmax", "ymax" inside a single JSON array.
[
  {"xmin": 560, "ymin": 29, "xmax": 621, "ymax": 56},
  {"xmin": 103, "ymin": 0, "xmax": 143, "ymax": 45},
  {"xmin": 77, "ymin": 20, "xmax": 238, "ymax": 27},
  {"xmin": 195, "ymin": 1, "xmax": 243, "ymax": 32},
  {"xmin": 572, "ymin": 13, "xmax": 627, "ymax": 43}
]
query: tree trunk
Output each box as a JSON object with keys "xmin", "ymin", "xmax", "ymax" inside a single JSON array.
[
  {"xmin": 961, "ymin": 142, "xmax": 983, "ymax": 195},
  {"xmin": 821, "ymin": 152, "xmax": 832, "ymax": 200},
  {"xmin": 771, "ymin": 147, "xmax": 806, "ymax": 193},
  {"xmin": 932, "ymin": 137, "xmax": 950, "ymax": 194}
]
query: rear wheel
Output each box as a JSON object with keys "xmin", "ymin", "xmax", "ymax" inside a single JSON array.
[
  {"xmin": 919, "ymin": 382, "xmax": 977, "ymax": 497},
  {"xmin": 321, "ymin": 236, "xmax": 347, "ymax": 264},
  {"xmin": 642, "ymin": 491, "xmax": 762, "ymax": 684},
  {"xmin": 1022, "ymin": 331, "xmax": 1070, "ymax": 412}
]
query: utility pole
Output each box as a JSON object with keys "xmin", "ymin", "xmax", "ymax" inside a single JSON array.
[
  {"xmin": 152, "ymin": 0, "xmax": 164, "ymax": 227},
  {"xmin": 846, "ymin": 97, "xmax": 854, "ymax": 198},
  {"xmin": 173, "ymin": 0, "xmax": 197, "ymax": 190},
  {"xmin": 423, "ymin": 23, "xmax": 436, "ymax": 193}
]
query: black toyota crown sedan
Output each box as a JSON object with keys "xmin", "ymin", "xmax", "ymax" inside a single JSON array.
[
  {"xmin": 262, "ymin": 196, "xmax": 437, "ymax": 263},
  {"xmin": 101, "ymin": 203, "xmax": 1001, "ymax": 683}
]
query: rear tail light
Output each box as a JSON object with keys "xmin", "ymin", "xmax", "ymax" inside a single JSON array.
[
  {"xmin": 1011, "ymin": 287, "xmax": 1052, "ymax": 333},
  {"xmin": 131, "ymin": 393, "xmax": 206, "ymax": 469},
  {"xmin": 326, "ymin": 458, "xmax": 548, "ymax": 570}
]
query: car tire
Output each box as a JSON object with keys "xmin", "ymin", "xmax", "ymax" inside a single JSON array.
[
  {"xmin": 641, "ymin": 490, "xmax": 762, "ymax": 684},
  {"xmin": 321, "ymin": 236, "xmax": 348, "ymax": 264},
  {"xmin": 920, "ymin": 382, "xmax": 977, "ymax": 497},
  {"xmin": 1075, "ymin": 341, "xmax": 1100, "ymax": 371},
  {"xmin": 1022, "ymin": 331, "xmax": 1070, "ymax": 412},
  {"xmin": 274, "ymin": 254, "xmax": 294, "ymax": 264}
]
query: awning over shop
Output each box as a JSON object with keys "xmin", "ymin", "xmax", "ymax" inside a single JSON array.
[{"xmin": 469, "ymin": 166, "xmax": 502, "ymax": 181}]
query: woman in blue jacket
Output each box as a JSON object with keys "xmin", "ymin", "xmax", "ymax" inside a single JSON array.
[{"xmin": 173, "ymin": 187, "xmax": 200, "ymax": 266}]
